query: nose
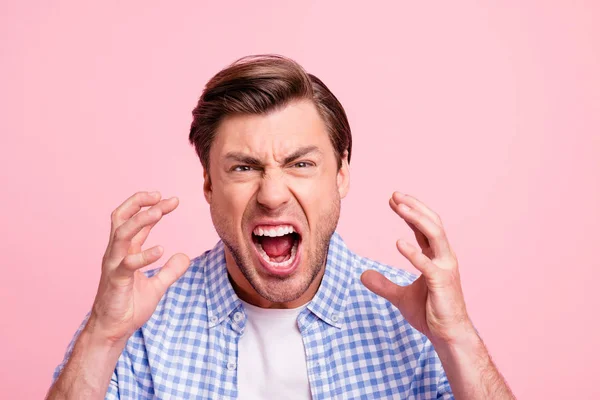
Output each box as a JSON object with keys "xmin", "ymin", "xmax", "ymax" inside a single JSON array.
[{"xmin": 256, "ymin": 170, "xmax": 292, "ymax": 211}]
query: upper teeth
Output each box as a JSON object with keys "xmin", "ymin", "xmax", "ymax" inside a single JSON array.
[{"xmin": 253, "ymin": 225, "xmax": 295, "ymax": 237}]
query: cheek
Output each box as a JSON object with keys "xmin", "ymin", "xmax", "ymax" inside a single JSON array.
[
  {"xmin": 214, "ymin": 181, "xmax": 257, "ymax": 218},
  {"xmin": 292, "ymin": 174, "xmax": 339, "ymax": 221},
  {"xmin": 210, "ymin": 183, "xmax": 256, "ymax": 245}
]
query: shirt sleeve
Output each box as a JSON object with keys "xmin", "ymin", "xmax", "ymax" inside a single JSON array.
[
  {"xmin": 431, "ymin": 340, "xmax": 454, "ymax": 399},
  {"xmin": 51, "ymin": 311, "xmax": 120, "ymax": 399},
  {"xmin": 436, "ymin": 368, "xmax": 454, "ymax": 399}
]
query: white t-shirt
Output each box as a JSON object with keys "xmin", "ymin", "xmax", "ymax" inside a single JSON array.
[{"xmin": 237, "ymin": 299, "xmax": 311, "ymax": 399}]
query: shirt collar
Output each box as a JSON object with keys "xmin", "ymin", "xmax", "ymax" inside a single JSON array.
[
  {"xmin": 204, "ymin": 232, "xmax": 354, "ymax": 329},
  {"xmin": 204, "ymin": 240, "xmax": 242, "ymax": 328},
  {"xmin": 305, "ymin": 231, "xmax": 354, "ymax": 329}
]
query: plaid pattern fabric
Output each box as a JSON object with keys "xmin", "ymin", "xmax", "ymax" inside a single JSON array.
[{"xmin": 53, "ymin": 232, "xmax": 453, "ymax": 399}]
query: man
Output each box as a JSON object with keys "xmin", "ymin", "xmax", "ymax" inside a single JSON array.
[{"xmin": 48, "ymin": 55, "xmax": 514, "ymax": 399}]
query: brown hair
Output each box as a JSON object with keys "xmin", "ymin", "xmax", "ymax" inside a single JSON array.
[{"xmin": 188, "ymin": 54, "xmax": 352, "ymax": 173}]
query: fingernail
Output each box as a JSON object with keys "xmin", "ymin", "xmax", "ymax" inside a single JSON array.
[
  {"xmin": 399, "ymin": 204, "xmax": 410, "ymax": 212},
  {"xmin": 152, "ymin": 246, "xmax": 163, "ymax": 256},
  {"xmin": 150, "ymin": 191, "xmax": 160, "ymax": 197}
]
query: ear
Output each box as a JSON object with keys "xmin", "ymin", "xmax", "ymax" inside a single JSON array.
[
  {"xmin": 337, "ymin": 151, "xmax": 350, "ymax": 199},
  {"xmin": 203, "ymin": 168, "xmax": 212, "ymax": 204}
]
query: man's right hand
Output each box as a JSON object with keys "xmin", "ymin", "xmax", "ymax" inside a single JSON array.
[
  {"xmin": 47, "ymin": 191, "xmax": 190, "ymax": 399},
  {"xmin": 86, "ymin": 190, "xmax": 191, "ymax": 345}
]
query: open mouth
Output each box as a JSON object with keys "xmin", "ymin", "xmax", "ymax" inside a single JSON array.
[{"xmin": 251, "ymin": 224, "xmax": 301, "ymax": 272}]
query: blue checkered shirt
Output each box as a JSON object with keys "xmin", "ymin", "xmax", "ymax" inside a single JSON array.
[{"xmin": 53, "ymin": 232, "xmax": 453, "ymax": 399}]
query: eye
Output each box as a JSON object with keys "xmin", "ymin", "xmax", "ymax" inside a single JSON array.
[
  {"xmin": 232, "ymin": 165, "xmax": 254, "ymax": 172},
  {"xmin": 293, "ymin": 161, "xmax": 314, "ymax": 168}
]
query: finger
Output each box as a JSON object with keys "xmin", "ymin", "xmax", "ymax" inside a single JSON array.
[
  {"xmin": 130, "ymin": 225, "xmax": 154, "ymax": 254},
  {"xmin": 115, "ymin": 245, "xmax": 164, "ymax": 276},
  {"xmin": 407, "ymin": 221, "xmax": 430, "ymax": 251},
  {"xmin": 107, "ymin": 206, "xmax": 165, "ymax": 263},
  {"xmin": 390, "ymin": 197, "xmax": 430, "ymax": 251},
  {"xmin": 109, "ymin": 197, "xmax": 180, "ymax": 261},
  {"xmin": 150, "ymin": 253, "xmax": 191, "ymax": 295},
  {"xmin": 392, "ymin": 192, "xmax": 443, "ymax": 227},
  {"xmin": 107, "ymin": 191, "xmax": 162, "ymax": 254},
  {"xmin": 360, "ymin": 270, "xmax": 402, "ymax": 306},
  {"xmin": 391, "ymin": 200, "xmax": 452, "ymax": 260},
  {"xmin": 130, "ymin": 198, "xmax": 180, "ymax": 252},
  {"xmin": 111, "ymin": 191, "xmax": 162, "ymax": 234},
  {"xmin": 396, "ymin": 239, "xmax": 439, "ymax": 275}
]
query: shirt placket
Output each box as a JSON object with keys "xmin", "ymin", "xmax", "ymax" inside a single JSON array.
[
  {"xmin": 298, "ymin": 310, "xmax": 336, "ymax": 400},
  {"xmin": 227, "ymin": 306, "xmax": 246, "ymax": 399}
]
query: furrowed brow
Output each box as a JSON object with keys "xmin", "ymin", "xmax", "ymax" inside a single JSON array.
[
  {"xmin": 282, "ymin": 146, "xmax": 321, "ymax": 165},
  {"xmin": 224, "ymin": 152, "xmax": 263, "ymax": 166}
]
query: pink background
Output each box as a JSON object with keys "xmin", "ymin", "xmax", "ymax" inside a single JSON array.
[{"xmin": 1, "ymin": 1, "xmax": 599, "ymax": 398}]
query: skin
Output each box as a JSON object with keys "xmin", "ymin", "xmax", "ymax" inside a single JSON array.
[
  {"xmin": 47, "ymin": 98, "xmax": 514, "ymax": 399},
  {"xmin": 204, "ymin": 99, "xmax": 349, "ymax": 308},
  {"xmin": 46, "ymin": 192, "xmax": 191, "ymax": 399},
  {"xmin": 361, "ymin": 193, "xmax": 515, "ymax": 398}
]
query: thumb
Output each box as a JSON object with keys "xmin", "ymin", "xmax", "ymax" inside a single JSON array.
[
  {"xmin": 361, "ymin": 270, "xmax": 402, "ymax": 306},
  {"xmin": 151, "ymin": 253, "xmax": 191, "ymax": 295}
]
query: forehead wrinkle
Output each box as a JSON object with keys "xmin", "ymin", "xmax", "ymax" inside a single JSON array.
[
  {"xmin": 215, "ymin": 99, "xmax": 330, "ymax": 166},
  {"xmin": 223, "ymin": 129, "xmax": 317, "ymax": 166}
]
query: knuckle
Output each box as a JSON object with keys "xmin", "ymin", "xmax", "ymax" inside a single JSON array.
[
  {"xmin": 121, "ymin": 254, "xmax": 136, "ymax": 269},
  {"xmin": 120, "ymin": 255, "xmax": 131, "ymax": 269},
  {"xmin": 134, "ymin": 191, "xmax": 147, "ymax": 203},
  {"xmin": 140, "ymin": 250, "xmax": 150, "ymax": 265},
  {"xmin": 114, "ymin": 226, "xmax": 127, "ymax": 241},
  {"xmin": 139, "ymin": 209, "xmax": 156, "ymax": 226},
  {"xmin": 409, "ymin": 247, "xmax": 422, "ymax": 259},
  {"xmin": 145, "ymin": 206, "xmax": 157, "ymax": 217},
  {"xmin": 434, "ymin": 226, "xmax": 447, "ymax": 241},
  {"xmin": 430, "ymin": 225, "xmax": 443, "ymax": 240},
  {"xmin": 102, "ymin": 250, "xmax": 121, "ymax": 269},
  {"xmin": 110, "ymin": 209, "xmax": 119, "ymax": 223},
  {"xmin": 147, "ymin": 207, "xmax": 162, "ymax": 220},
  {"xmin": 130, "ymin": 210, "xmax": 144, "ymax": 225}
]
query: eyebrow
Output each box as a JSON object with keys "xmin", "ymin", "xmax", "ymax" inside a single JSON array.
[{"xmin": 224, "ymin": 145, "xmax": 321, "ymax": 166}]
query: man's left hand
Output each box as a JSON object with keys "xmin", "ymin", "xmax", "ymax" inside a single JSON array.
[{"xmin": 361, "ymin": 192, "xmax": 475, "ymax": 346}]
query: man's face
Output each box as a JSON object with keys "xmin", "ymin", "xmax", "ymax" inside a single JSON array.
[{"xmin": 205, "ymin": 99, "xmax": 350, "ymax": 308}]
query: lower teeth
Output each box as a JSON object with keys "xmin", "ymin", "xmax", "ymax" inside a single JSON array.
[{"xmin": 256, "ymin": 241, "xmax": 298, "ymax": 268}]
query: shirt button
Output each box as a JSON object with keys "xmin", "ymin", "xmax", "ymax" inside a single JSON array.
[
  {"xmin": 331, "ymin": 313, "xmax": 339, "ymax": 322},
  {"xmin": 233, "ymin": 312, "xmax": 243, "ymax": 322},
  {"xmin": 227, "ymin": 361, "xmax": 237, "ymax": 371},
  {"xmin": 209, "ymin": 315, "xmax": 218, "ymax": 324}
]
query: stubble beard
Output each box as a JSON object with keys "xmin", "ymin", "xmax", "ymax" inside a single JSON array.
[{"xmin": 211, "ymin": 198, "xmax": 341, "ymax": 304}]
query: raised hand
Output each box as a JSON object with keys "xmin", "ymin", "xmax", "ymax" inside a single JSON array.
[
  {"xmin": 361, "ymin": 192, "xmax": 473, "ymax": 346},
  {"xmin": 88, "ymin": 191, "xmax": 191, "ymax": 344}
]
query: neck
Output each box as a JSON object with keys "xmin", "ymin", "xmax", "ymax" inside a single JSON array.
[{"xmin": 224, "ymin": 249, "xmax": 325, "ymax": 309}]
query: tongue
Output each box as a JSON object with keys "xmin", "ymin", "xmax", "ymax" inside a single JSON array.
[{"xmin": 260, "ymin": 235, "xmax": 294, "ymax": 258}]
